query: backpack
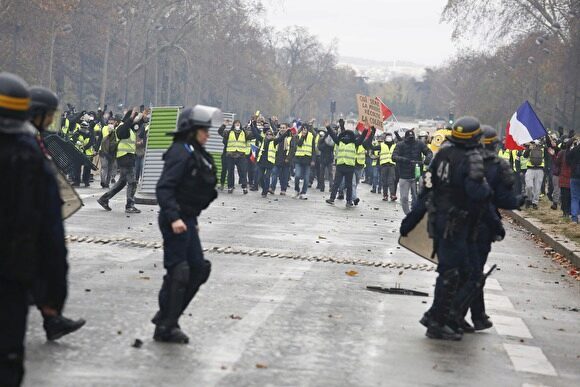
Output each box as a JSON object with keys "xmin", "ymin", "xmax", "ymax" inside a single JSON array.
[
  {"xmin": 100, "ymin": 126, "xmax": 119, "ymax": 156},
  {"xmin": 529, "ymin": 147, "xmax": 543, "ymax": 167}
]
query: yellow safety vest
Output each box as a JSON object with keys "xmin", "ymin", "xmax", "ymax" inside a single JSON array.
[
  {"xmin": 258, "ymin": 141, "xmax": 277, "ymax": 164},
  {"xmin": 526, "ymin": 148, "xmax": 544, "ymax": 168},
  {"xmin": 295, "ymin": 132, "xmax": 313, "ymax": 157},
  {"xmin": 116, "ymin": 128, "xmax": 136, "ymax": 158},
  {"xmin": 61, "ymin": 118, "xmax": 70, "ymax": 135},
  {"xmin": 356, "ymin": 145, "xmax": 366, "ymax": 167},
  {"xmin": 83, "ymin": 136, "xmax": 94, "ymax": 156},
  {"xmin": 245, "ymin": 139, "xmax": 252, "ymax": 156},
  {"xmin": 520, "ymin": 151, "xmax": 528, "ymax": 171},
  {"xmin": 284, "ymin": 136, "xmax": 292, "ymax": 155},
  {"xmin": 226, "ymin": 130, "xmax": 247, "ymax": 153},
  {"xmin": 498, "ymin": 150, "xmax": 511, "ymax": 161},
  {"xmin": 379, "ymin": 143, "xmax": 396, "ymax": 165},
  {"xmin": 336, "ymin": 142, "xmax": 356, "ymax": 166}
]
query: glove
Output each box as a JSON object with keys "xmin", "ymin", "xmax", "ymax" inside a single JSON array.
[{"xmin": 493, "ymin": 223, "xmax": 506, "ymax": 242}]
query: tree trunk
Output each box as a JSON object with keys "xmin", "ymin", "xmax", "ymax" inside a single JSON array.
[{"xmin": 99, "ymin": 27, "xmax": 111, "ymax": 109}]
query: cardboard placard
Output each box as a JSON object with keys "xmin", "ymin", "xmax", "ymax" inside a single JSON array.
[{"xmin": 356, "ymin": 94, "xmax": 383, "ymax": 129}]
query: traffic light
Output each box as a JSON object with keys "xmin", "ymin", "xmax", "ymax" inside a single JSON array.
[{"xmin": 448, "ymin": 112, "xmax": 455, "ymax": 126}]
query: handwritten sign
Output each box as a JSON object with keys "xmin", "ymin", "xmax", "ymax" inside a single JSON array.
[{"xmin": 356, "ymin": 94, "xmax": 383, "ymax": 129}]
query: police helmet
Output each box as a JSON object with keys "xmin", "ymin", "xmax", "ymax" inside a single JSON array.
[
  {"xmin": 447, "ymin": 116, "xmax": 482, "ymax": 145},
  {"xmin": 29, "ymin": 86, "xmax": 59, "ymax": 118},
  {"xmin": 481, "ymin": 125, "xmax": 499, "ymax": 148},
  {"xmin": 80, "ymin": 121, "xmax": 90, "ymax": 129},
  {"xmin": 0, "ymin": 72, "xmax": 30, "ymax": 121},
  {"xmin": 170, "ymin": 105, "xmax": 223, "ymax": 135}
]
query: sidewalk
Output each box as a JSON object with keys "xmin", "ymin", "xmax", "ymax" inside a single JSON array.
[{"xmin": 507, "ymin": 200, "xmax": 580, "ymax": 269}]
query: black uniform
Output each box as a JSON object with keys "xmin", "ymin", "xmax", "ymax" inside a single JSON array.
[
  {"xmin": 466, "ymin": 145, "xmax": 523, "ymax": 328},
  {"xmin": 425, "ymin": 141, "xmax": 491, "ymax": 339},
  {"xmin": 152, "ymin": 139, "xmax": 217, "ymax": 341},
  {"xmin": 0, "ymin": 125, "xmax": 49, "ymax": 386}
]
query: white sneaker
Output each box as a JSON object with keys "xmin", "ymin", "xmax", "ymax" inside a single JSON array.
[{"xmin": 299, "ymin": 194, "xmax": 308, "ymax": 200}]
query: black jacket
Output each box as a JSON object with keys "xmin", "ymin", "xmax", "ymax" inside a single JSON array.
[
  {"xmin": 393, "ymin": 139, "xmax": 432, "ymax": 179},
  {"xmin": 0, "ymin": 128, "xmax": 51, "ymax": 285},
  {"xmin": 318, "ymin": 132, "xmax": 335, "ymax": 165},
  {"xmin": 156, "ymin": 140, "xmax": 218, "ymax": 223},
  {"xmin": 566, "ymin": 144, "xmax": 580, "ymax": 179},
  {"xmin": 325, "ymin": 127, "xmax": 371, "ymax": 149}
]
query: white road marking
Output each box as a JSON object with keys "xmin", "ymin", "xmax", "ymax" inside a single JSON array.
[
  {"xmin": 485, "ymin": 293, "xmax": 515, "ymax": 312},
  {"xmin": 193, "ymin": 261, "xmax": 313, "ymax": 387},
  {"xmin": 522, "ymin": 384, "xmax": 552, "ymax": 387},
  {"xmin": 503, "ymin": 344, "xmax": 557, "ymax": 376},
  {"xmin": 485, "ymin": 278, "xmax": 503, "ymax": 291},
  {"xmin": 491, "ymin": 315, "xmax": 533, "ymax": 339}
]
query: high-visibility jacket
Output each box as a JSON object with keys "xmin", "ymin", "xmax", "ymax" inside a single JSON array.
[
  {"xmin": 520, "ymin": 151, "xmax": 529, "ymax": 171},
  {"xmin": 510, "ymin": 150, "xmax": 519, "ymax": 171},
  {"xmin": 379, "ymin": 143, "xmax": 396, "ymax": 165},
  {"xmin": 284, "ymin": 136, "xmax": 292, "ymax": 155},
  {"xmin": 295, "ymin": 132, "xmax": 314, "ymax": 157},
  {"xmin": 258, "ymin": 141, "xmax": 277, "ymax": 164},
  {"xmin": 336, "ymin": 142, "xmax": 356, "ymax": 166},
  {"xmin": 526, "ymin": 148, "xmax": 544, "ymax": 168},
  {"xmin": 83, "ymin": 136, "xmax": 94, "ymax": 156},
  {"xmin": 117, "ymin": 129, "xmax": 136, "ymax": 158},
  {"xmin": 226, "ymin": 130, "xmax": 247, "ymax": 153},
  {"xmin": 314, "ymin": 134, "xmax": 321, "ymax": 155},
  {"xmin": 498, "ymin": 149, "xmax": 511, "ymax": 161},
  {"xmin": 245, "ymin": 139, "xmax": 252, "ymax": 156},
  {"xmin": 370, "ymin": 142, "xmax": 380, "ymax": 166},
  {"xmin": 356, "ymin": 145, "xmax": 366, "ymax": 167}
]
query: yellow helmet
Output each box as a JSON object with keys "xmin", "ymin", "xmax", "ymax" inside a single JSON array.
[{"xmin": 428, "ymin": 128, "xmax": 452, "ymax": 153}]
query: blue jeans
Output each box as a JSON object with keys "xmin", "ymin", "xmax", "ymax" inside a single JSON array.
[
  {"xmin": 294, "ymin": 163, "xmax": 311, "ymax": 194},
  {"xmin": 135, "ymin": 155, "xmax": 144, "ymax": 182},
  {"xmin": 571, "ymin": 178, "xmax": 580, "ymax": 222},
  {"xmin": 270, "ymin": 166, "xmax": 279, "ymax": 190},
  {"xmin": 372, "ymin": 165, "xmax": 380, "ymax": 190}
]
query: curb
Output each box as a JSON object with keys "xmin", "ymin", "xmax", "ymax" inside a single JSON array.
[{"xmin": 507, "ymin": 210, "xmax": 580, "ymax": 268}]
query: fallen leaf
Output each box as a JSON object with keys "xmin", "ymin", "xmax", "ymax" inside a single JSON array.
[
  {"xmin": 256, "ymin": 363, "xmax": 268, "ymax": 369},
  {"xmin": 139, "ymin": 276, "xmax": 151, "ymax": 280},
  {"xmin": 229, "ymin": 314, "xmax": 242, "ymax": 320},
  {"xmin": 345, "ymin": 270, "xmax": 359, "ymax": 277},
  {"xmin": 318, "ymin": 235, "xmax": 327, "ymax": 240},
  {"xmin": 132, "ymin": 339, "xmax": 143, "ymax": 349}
]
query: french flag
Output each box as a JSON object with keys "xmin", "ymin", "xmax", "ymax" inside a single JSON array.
[
  {"xmin": 249, "ymin": 144, "xmax": 259, "ymax": 163},
  {"xmin": 505, "ymin": 101, "xmax": 547, "ymax": 150}
]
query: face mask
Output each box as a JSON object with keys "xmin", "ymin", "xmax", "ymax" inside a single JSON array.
[
  {"xmin": 386, "ymin": 136, "xmax": 393, "ymax": 142},
  {"xmin": 234, "ymin": 125, "xmax": 241, "ymax": 130}
]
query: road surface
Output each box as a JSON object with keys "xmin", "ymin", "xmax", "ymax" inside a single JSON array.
[{"xmin": 23, "ymin": 183, "xmax": 580, "ymax": 387}]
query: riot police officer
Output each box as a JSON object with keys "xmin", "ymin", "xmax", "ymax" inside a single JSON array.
[
  {"xmin": 422, "ymin": 116, "xmax": 491, "ymax": 341},
  {"xmin": 151, "ymin": 105, "xmax": 220, "ymax": 343},
  {"xmin": 464, "ymin": 126, "xmax": 524, "ymax": 330},
  {"xmin": 28, "ymin": 86, "xmax": 86, "ymax": 341},
  {"xmin": 0, "ymin": 73, "xmax": 44, "ymax": 386}
]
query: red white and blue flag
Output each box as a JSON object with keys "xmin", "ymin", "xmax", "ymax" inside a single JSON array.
[
  {"xmin": 249, "ymin": 144, "xmax": 259, "ymax": 163},
  {"xmin": 505, "ymin": 101, "xmax": 548, "ymax": 150}
]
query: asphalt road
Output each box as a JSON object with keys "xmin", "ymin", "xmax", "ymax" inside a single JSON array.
[{"xmin": 23, "ymin": 182, "xmax": 580, "ymax": 387}]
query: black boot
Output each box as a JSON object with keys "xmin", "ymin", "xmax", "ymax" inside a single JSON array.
[
  {"xmin": 426, "ymin": 269, "xmax": 463, "ymax": 341},
  {"xmin": 153, "ymin": 326, "xmax": 189, "ymax": 344},
  {"xmin": 153, "ymin": 262, "xmax": 190, "ymax": 343},
  {"xmin": 473, "ymin": 318, "xmax": 493, "ymax": 331},
  {"xmin": 43, "ymin": 315, "xmax": 86, "ymax": 341}
]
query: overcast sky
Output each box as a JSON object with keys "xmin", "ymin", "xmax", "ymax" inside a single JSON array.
[{"xmin": 262, "ymin": 0, "xmax": 456, "ymax": 66}]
